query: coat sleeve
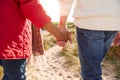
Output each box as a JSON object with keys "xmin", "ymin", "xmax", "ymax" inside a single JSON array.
[
  {"xmin": 18, "ymin": 0, "xmax": 51, "ymax": 28},
  {"xmin": 58, "ymin": 0, "xmax": 74, "ymax": 16}
]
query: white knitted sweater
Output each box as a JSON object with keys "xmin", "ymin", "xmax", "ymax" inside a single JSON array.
[{"xmin": 59, "ymin": 0, "xmax": 120, "ymax": 30}]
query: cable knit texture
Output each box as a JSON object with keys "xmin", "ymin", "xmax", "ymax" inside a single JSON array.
[{"xmin": 59, "ymin": 0, "xmax": 120, "ymax": 30}]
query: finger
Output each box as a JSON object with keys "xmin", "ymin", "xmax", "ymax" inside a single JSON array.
[
  {"xmin": 58, "ymin": 27, "xmax": 68, "ymax": 33},
  {"xmin": 56, "ymin": 41, "xmax": 66, "ymax": 47},
  {"xmin": 59, "ymin": 42, "xmax": 66, "ymax": 47},
  {"xmin": 68, "ymin": 32, "xmax": 72, "ymax": 43},
  {"xmin": 57, "ymin": 42, "xmax": 64, "ymax": 46}
]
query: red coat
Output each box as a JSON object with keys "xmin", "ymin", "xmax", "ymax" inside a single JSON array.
[{"xmin": 0, "ymin": 0, "xmax": 51, "ymax": 59}]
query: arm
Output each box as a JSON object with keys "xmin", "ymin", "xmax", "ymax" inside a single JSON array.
[
  {"xmin": 57, "ymin": 0, "xmax": 74, "ymax": 45},
  {"xmin": 43, "ymin": 21, "xmax": 69, "ymax": 42},
  {"xmin": 58, "ymin": 0, "xmax": 73, "ymax": 29},
  {"xmin": 18, "ymin": 0, "xmax": 69, "ymax": 43},
  {"xmin": 58, "ymin": 0, "xmax": 74, "ymax": 16},
  {"xmin": 59, "ymin": 16, "xmax": 68, "ymax": 30},
  {"xmin": 19, "ymin": 0, "xmax": 51, "ymax": 28}
]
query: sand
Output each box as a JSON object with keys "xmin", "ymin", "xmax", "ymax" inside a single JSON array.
[{"xmin": 26, "ymin": 45, "xmax": 116, "ymax": 80}]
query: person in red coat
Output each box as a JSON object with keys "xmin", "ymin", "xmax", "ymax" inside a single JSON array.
[{"xmin": 0, "ymin": 0, "xmax": 70, "ymax": 80}]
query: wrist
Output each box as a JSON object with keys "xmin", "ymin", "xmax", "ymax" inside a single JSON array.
[{"xmin": 59, "ymin": 16, "xmax": 67, "ymax": 25}]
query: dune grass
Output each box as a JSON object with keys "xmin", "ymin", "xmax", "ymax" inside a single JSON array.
[
  {"xmin": 43, "ymin": 22, "xmax": 120, "ymax": 79},
  {"xmin": 106, "ymin": 46, "xmax": 120, "ymax": 79},
  {"xmin": 0, "ymin": 22, "xmax": 119, "ymax": 79}
]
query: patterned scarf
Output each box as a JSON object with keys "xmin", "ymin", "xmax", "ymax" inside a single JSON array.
[{"xmin": 32, "ymin": 24, "xmax": 44, "ymax": 55}]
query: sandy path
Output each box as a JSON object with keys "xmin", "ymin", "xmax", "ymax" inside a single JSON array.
[{"xmin": 26, "ymin": 45, "xmax": 116, "ymax": 80}]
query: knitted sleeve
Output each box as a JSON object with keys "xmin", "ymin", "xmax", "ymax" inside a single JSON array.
[{"xmin": 58, "ymin": 0, "xmax": 74, "ymax": 16}]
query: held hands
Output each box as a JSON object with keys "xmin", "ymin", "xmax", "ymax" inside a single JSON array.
[
  {"xmin": 56, "ymin": 25, "xmax": 72, "ymax": 47},
  {"xmin": 42, "ymin": 21, "xmax": 71, "ymax": 47}
]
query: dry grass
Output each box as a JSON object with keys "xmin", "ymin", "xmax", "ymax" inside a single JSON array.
[
  {"xmin": 43, "ymin": 33, "xmax": 56, "ymax": 50},
  {"xmin": 60, "ymin": 29, "xmax": 80, "ymax": 70},
  {"xmin": 0, "ymin": 66, "xmax": 4, "ymax": 80},
  {"xmin": 106, "ymin": 46, "xmax": 120, "ymax": 79},
  {"xmin": 43, "ymin": 22, "xmax": 120, "ymax": 79},
  {"xmin": 0, "ymin": 22, "xmax": 120, "ymax": 80}
]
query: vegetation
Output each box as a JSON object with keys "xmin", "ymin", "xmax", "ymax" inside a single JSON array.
[
  {"xmin": 43, "ymin": 22, "xmax": 120, "ymax": 79},
  {"xmin": 43, "ymin": 33, "xmax": 56, "ymax": 50},
  {"xmin": 106, "ymin": 46, "xmax": 120, "ymax": 79}
]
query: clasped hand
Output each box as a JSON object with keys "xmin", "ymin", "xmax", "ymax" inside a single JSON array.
[{"xmin": 56, "ymin": 28, "xmax": 72, "ymax": 47}]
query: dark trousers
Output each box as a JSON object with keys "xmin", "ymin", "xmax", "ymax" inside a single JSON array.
[
  {"xmin": 76, "ymin": 27, "xmax": 117, "ymax": 80},
  {"xmin": 0, "ymin": 59, "xmax": 26, "ymax": 80}
]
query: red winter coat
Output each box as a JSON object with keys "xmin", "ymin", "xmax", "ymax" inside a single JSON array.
[{"xmin": 0, "ymin": 0, "xmax": 51, "ymax": 59}]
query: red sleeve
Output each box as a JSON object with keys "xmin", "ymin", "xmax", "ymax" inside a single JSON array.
[{"xmin": 19, "ymin": 0, "xmax": 51, "ymax": 28}]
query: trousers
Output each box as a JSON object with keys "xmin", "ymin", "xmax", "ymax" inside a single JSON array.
[
  {"xmin": 0, "ymin": 59, "xmax": 26, "ymax": 80},
  {"xmin": 76, "ymin": 27, "xmax": 117, "ymax": 80}
]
